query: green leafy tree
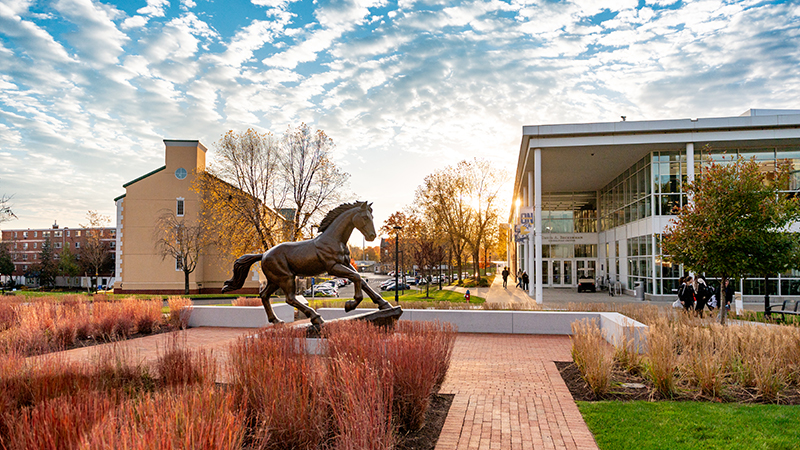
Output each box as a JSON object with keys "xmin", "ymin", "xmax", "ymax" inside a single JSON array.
[
  {"xmin": 58, "ymin": 245, "xmax": 81, "ymax": 288},
  {"xmin": 0, "ymin": 243, "xmax": 14, "ymax": 288},
  {"xmin": 35, "ymin": 238, "xmax": 58, "ymax": 288},
  {"xmin": 662, "ymin": 156, "xmax": 800, "ymax": 324}
]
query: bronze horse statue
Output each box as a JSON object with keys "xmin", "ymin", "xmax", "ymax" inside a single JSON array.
[{"xmin": 222, "ymin": 201, "xmax": 394, "ymax": 326}]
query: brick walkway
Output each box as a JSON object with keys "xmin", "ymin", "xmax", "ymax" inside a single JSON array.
[{"xmin": 435, "ymin": 334, "xmax": 598, "ymax": 450}]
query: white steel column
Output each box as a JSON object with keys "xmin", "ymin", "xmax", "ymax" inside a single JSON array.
[
  {"xmin": 527, "ymin": 171, "xmax": 534, "ymax": 296},
  {"xmin": 534, "ymin": 148, "xmax": 543, "ymax": 304},
  {"xmin": 686, "ymin": 143, "xmax": 695, "ymax": 196},
  {"xmin": 522, "ymin": 186, "xmax": 529, "ymax": 274}
]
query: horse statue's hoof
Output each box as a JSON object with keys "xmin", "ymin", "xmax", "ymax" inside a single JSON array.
[
  {"xmin": 377, "ymin": 301, "xmax": 394, "ymax": 311},
  {"xmin": 344, "ymin": 300, "xmax": 359, "ymax": 312},
  {"xmin": 269, "ymin": 318, "xmax": 285, "ymax": 325},
  {"xmin": 311, "ymin": 315, "xmax": 325, "ymax": 326}
]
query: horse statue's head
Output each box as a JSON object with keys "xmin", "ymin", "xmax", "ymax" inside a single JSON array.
[{"xmin": 352, "ymin": 202, "xmax": 376, "ymax": 241}]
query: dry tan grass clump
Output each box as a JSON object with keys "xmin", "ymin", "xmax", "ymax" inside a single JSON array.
[
  {"xmin": 232, "ymin": 296, "xmax": 263, "ymax": 306},
  {"xmin": 167, "ymin": 297, "xmax": 192, "ymax": 330},
  {"xmin": 570, "ymin": 319, "xmax": 613, "ymax": 397},
  {"xmin": 569, "ymin": 303, "xmax": 800, "ymax": 403}
]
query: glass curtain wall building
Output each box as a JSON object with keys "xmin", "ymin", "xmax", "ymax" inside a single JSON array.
[{"xmin": 509, "ymin": 109, "xmax": 800, "ymax": 302}]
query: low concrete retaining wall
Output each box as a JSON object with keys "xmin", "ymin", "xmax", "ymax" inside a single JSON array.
[
  {"xmin": 187, "ymin": 305, "xmax": 647, "ymax": 352},
  {"xmin": 187, "ymin": 303, "xmax": 296, "ymax": 328}
]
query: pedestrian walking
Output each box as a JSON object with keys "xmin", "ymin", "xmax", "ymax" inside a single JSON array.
[
  {"xmin": 695, "ymin": 276, "xmax": 712, "ymax": 318},
  {"xmin": 501, "ymin": 267, "xmax": 509, "ymax": 288},
  {"xmin": 516, "ymin": 270, "xmax": 523, "ymax": 288},
  {"xmin": 679, "ymin": 276, "xmax": 695, "ymax": 312},
  {"xmin": 522, "ymin": 271, "xmax": 529, "ymax": 291}
]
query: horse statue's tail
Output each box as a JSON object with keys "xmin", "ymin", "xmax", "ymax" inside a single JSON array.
[{"xmin": 222, "ymin": 254, "xmax": 263, "ymax": 293}]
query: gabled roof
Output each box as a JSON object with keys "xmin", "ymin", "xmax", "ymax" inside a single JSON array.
[{"xmin": 122, "ymin": 165, "xmax": 166, "ymax": 188}]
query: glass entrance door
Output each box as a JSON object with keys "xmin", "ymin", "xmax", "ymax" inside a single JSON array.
[{"xmin": 549, "ymin": 260, "xmax": 574, "ymax": 287}]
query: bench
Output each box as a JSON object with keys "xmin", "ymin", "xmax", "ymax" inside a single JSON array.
[{"xmin": 766, "ymin": 300, "xmax": 800, "ymax": 321}]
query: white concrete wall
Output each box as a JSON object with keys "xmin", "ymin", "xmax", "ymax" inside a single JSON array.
[
  {"xmin": 187, "ymin": 303, "xmax": 296, "ymax": 328},
  {"xmin": 189, "ymin": 306, "xmax": 648, "ymax": 352}
]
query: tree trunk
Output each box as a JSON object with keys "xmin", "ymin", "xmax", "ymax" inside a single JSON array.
[
  {"xmin": 719, "ymin": 275, "xmax": 728, "ymax": 325},
  {"xmin": 764, "ymin": 275, "xmax": 771, "ymax": 319},
  {"xmin": 473, "ymin": 249, "xmax": 480, "ymax": 282},
  {"xmin": 184, "ymin": 270, "xmax": 190, "ymax": 295}
]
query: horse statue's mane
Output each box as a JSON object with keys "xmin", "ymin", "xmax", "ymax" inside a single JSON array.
[{"xmin": 318, "ymin": 201, "xmax": 371, "ymax": 233}]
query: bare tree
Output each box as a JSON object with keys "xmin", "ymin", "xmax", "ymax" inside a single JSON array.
[
  {"xmin": 196, "ymin": 129, "xmax": 285, "ymax": 257},
  {"xmin": 80, "ymin": 211, "xmax": 110, "ymax": 292},
  {"xmin": 277, "ymin": 123, "xmax": 351, "ymax": 240},
  {"xmin": 154, "ymin": 211, "xmax": 208, "ymax": 294},
  {"xmin": 0, "ymin": 192, "xmax": 16, "ymax": 225},
  {"xmin": 196, "ymin": 125, "xmax": 351, "ymax": 260}
]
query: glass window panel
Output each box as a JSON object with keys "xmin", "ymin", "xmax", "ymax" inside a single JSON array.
[
  {"xmin": 552, "ymin": 244, "xmax": 573, "ymax": 258},
  {"xmin": 542, "ymin": 260, "xmax": 549, "ymax": 284},
  {"xmin": 781, "ymin": 280, "xmax": 800, "ymax": 295}
]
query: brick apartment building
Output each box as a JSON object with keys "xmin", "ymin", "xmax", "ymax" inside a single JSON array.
[{"xmin": 1, "ymin": 222, "xmax": 116, "ymax": 287}]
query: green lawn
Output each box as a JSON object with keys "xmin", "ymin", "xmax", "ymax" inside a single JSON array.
[
  {"xmin": 307, "ymin": 288, "xmax": 485, "ymax": 309},
  {"xmin": 578, "ymin": 401, "xmax": 800, "ymax": 450}
]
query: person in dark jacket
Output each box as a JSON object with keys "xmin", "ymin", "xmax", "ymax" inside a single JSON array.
[
  {"xmin": 502, "ymin": 267, "xmax": 509, "ymax": 288},
  {"xmin": 695, "ymin": 276, "xmax": 712, "ymax": 318},
  {"xmin": 522, "ymin": 271, "xmax": 529, "ymax": 291},
  {"xmin": 717, "ymin": 278, "xmax": 735, "ymax": 311},
  {"xmin": 678, "ymin": 276, "xmax": 695, "ymax": 312}
]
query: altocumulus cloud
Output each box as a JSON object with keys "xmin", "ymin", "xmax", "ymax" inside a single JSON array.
[{"xmin": 0, "ymin": 0, "xmax": 798, "ymax": 229}]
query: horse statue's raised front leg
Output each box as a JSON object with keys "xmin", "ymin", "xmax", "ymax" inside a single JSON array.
[{"xmin": 329, "ymin": 263, "xmax": 393, "ymax": 312}]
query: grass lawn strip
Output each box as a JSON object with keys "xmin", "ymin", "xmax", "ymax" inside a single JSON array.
[{"xmin": 578, "ymin": 400, "xmax": 800, "ymax": 450}]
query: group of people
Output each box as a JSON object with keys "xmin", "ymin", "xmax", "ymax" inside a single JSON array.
[
  {"xmin": 677, "ymin": 275, "xmax": 734, "ymax": 317},
  {"xmin": 500, "ymin": 267, "xmax": 529, "ymax": 290}
]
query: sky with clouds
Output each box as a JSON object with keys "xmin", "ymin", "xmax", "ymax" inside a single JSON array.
[{"xmin": 1, "ymin": 0, "xmax": 799, "ymax": 241}]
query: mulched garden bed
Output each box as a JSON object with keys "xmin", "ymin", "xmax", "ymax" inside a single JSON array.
[
  {"xmin": 555, "ymin": 361, "xmax": 800, "ymax": 404},
  {"xmin": 396, "ymin": 393, "xmax": 454, "ymax": 450}
]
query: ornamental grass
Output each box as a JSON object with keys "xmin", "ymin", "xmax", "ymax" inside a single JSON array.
[
  {"xmin": 570, "ymin": 319, "xmax": 613, "ymax": 397},
  {"xmin": 569, "ymin": 302, "xmax": 800, "ymax": 403},
  {"xmin": 0, "ymin": 295, "xmax": 173, "ymax": 357},
  {"xmin": 232, "ymin": 297, "xmax": 262, "ymax": 306}
]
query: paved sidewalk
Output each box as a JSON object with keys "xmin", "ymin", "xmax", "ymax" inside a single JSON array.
[{"xmin": 435, "ymin": 334, "xmax": 597, "ymax": 450}]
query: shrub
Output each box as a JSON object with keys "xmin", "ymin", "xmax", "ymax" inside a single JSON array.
[
  {"xmin": 167, "ymin": 297, "xmax": 192, "ymax": 330},
  {"xmin": 327, "ymin": 357, "xmax": 394, "ymax": 450},
  {"xmin": 570, "ymin": 319, "xmax": 613, "ymax": 398},
  {"xmin": 232, "ymin": 297, "xmax": 262, "ymax": 306},
  {"xmin": 154, "ymin": 333, "xmax": 216, "ymax": 387},
  {"xmin": 0, "ymin": 300, "xmax": 20, "ymax": 331},
  {"xmin": 133, "ymin": 297, "xmax": 163, "ymax": 334},
  {"xmin": 3, "ymin": 391, "xmax": 115, "ymax": 450},
  {"xmin": 678, "ymin": 324, "xmax": 727, "ymax": 398},
  {"xmin": 79, "ymin": 385, "xmax": 245, "ymax": 450},
  {"xmin": 228, "ymin": 326, "xmax": 327, "ymax": 450},
  {"xmin": 645, "ymin": 318, "xmax": 677, "ymax": 398}
]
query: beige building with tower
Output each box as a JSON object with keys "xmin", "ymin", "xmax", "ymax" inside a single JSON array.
[{"xmin": 113, "ymin": 140, "xmax": 263, "ymax": 294}]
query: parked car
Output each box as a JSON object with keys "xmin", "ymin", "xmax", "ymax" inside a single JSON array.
[
  {"xmin": 303, "ymin": 284, "xmax": 338, "ymax": 297},
  {"xmin": 381, "ymin": 282, "xmax": 410, "ymax": 291}
]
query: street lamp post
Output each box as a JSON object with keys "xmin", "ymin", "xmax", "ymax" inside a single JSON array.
[{"xmin": 394, "ymin": 225, "xmax": 402, "ymax": 304}]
